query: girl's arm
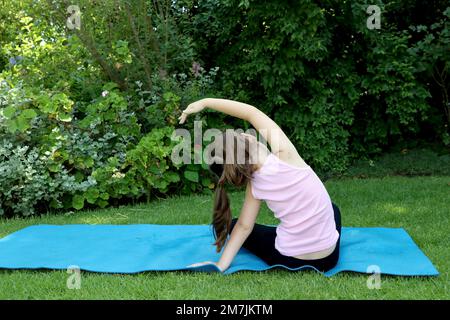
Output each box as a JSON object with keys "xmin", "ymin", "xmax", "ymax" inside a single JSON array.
[
  {"xmin": 179, "ymin": 98, "xmax": 298, "ymax": 156},
  {"xmin": 216, "ymin": 182, "xmax": 261, "ymax": 272}
]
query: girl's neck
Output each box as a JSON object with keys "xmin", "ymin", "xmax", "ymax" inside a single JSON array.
[{"xmin": 252, "ymin": 143, "xmax": 271, "ymax": 170}]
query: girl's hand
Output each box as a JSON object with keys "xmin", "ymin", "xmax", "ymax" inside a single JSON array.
[
  {"xmin": 187, "ymin": 261, "xmax": 224, "ymax": 272},
  {"xmin": 178, "ymin": 100, "xmax": 206, "ymax": 124}
]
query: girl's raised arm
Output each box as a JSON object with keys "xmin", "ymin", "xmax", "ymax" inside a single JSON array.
[{"xmin": 179, "ymin": 98, "xmax": 298, "ymax": 156}]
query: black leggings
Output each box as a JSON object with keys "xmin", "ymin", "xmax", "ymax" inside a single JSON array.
[{"xmin": 229, "ymin": 202, "xmax": 342, "ymax": 272}]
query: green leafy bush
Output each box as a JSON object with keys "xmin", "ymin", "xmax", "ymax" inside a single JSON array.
[
  {"xmin": 125, "ymin": 126, "xmax": 181, "ymax": 201},
  {"xmin": 1, "ymin": 0, "xmax": 449, "ymax": 217},
  {"xmin": 0, "ymin": 80, "xmax": 141, "ymax": 215},
  {"xmin": 135, "ymin": 65, "xmax": 221, "ymax": 132},
  {"xmin": 0, "ymin": 141, "xmax": 94, "ymax": 217},
  {"xmin": 409, "ymin": 7, "xmax": 450, "ymax": 145},
  {"xmin": 191, "ymin": 0, "xmax": 450, "ymax": 175}
]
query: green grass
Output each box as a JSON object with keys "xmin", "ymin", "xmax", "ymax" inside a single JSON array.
[
  {"xmin": 342, "ymin": 148, "xmax": 450, "ymax": 178},
  {"xmin": 0, "ymin": 176, "xmax": 449, "ymax": 299}
]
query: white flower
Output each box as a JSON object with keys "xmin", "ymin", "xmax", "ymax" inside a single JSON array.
[{"xmin": 112, "ymin": 172, "xmax": 125, "ymax": 179}]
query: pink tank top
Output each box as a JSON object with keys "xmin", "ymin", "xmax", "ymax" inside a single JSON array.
[{"xmin": 251, "ymin": 153, "xmax": 339, "ymax": 257}]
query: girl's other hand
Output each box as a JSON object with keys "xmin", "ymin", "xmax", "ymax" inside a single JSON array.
[
  {"xmin": 178, "ymin": 100, "xmax": 206, "ymax": 124},
  {"xmin": 187, "ymin": 261, "xmax": 224, "ymax": 272}
]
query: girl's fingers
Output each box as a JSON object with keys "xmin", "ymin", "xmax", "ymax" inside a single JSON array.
[
  {"xmin": 187, "ymin": 262, "xmax": 207, "ymax": 267},
  {"xmin": 178, "ymin": 112, "xmax": 187, "ymax": 124},
  {"xmin": 187, "ymin": 261, "xmax": 215, "ymax": 268},
  {"xmin": 187, "ymin": 263, "xmax": 201, "ymax": 267}
]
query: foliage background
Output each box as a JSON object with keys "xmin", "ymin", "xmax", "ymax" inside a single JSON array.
[{"xmin": 0, "ymin": 0, "xmax": 449, "ymax": 217}]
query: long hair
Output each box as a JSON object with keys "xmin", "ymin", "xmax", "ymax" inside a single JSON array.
[{"xmin": 209, "ymin": 130, "xmax": 257, "ymax": 252}]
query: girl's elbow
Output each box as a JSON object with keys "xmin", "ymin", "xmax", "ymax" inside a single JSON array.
[{"xmin": 236, "ymin": 221, "xmax": 254, "ymax": 233}]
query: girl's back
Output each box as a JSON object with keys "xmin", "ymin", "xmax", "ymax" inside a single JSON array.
[{"xmin": 251, "ymin": 153, "xmax": 339, "ymax": 258}]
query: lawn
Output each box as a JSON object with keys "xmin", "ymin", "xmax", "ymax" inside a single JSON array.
[{"xmin": 0, "ymin": 176, "xmax": 448, "ymax": 300}]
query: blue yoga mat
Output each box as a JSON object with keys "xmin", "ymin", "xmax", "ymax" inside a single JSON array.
[{"xmin": 0, "ymin": 224, "xmax": 439, "ymax": 276}]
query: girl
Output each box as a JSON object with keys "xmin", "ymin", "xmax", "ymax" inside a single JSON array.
[{"xmin": 180, "ymin": 98, "xmax": 341, "ymax": 273}]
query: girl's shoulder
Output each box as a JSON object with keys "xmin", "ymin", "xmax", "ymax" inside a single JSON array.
[
  {"xmin": 271, "ymin": 151, "xmax": 309, "ymax": 170},
  {"xmin": 253, "ymin": 152, "xmax": 310, "ymax": 177}
]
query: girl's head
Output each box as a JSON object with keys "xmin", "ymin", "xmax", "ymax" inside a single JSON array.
[{"xmin": 209, "ymin": 130, "xmax": 260, "ymax": 252}]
